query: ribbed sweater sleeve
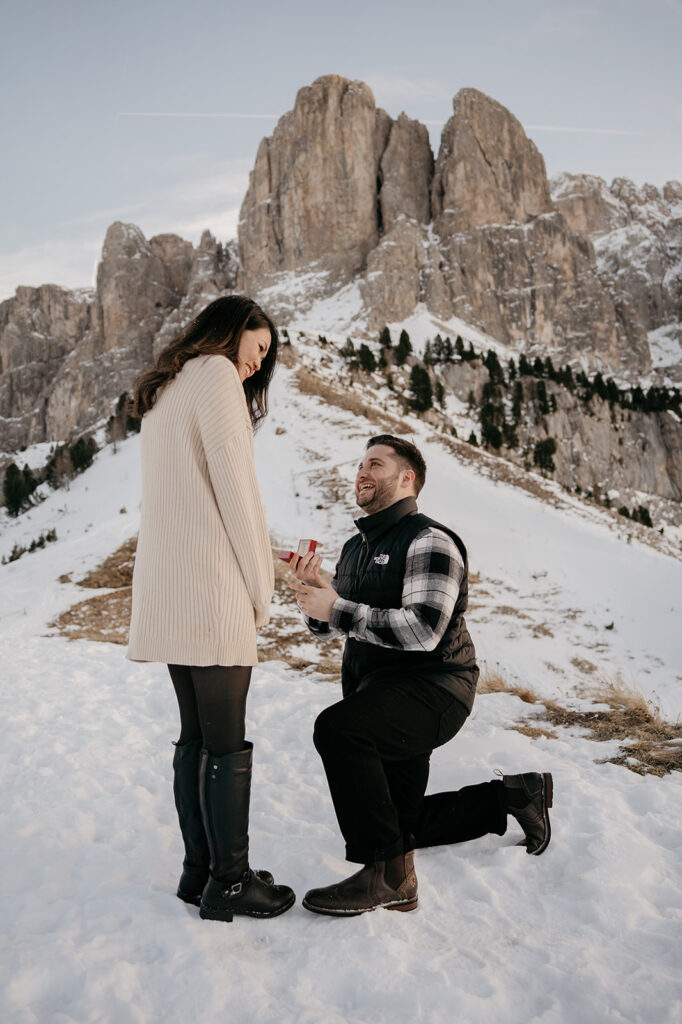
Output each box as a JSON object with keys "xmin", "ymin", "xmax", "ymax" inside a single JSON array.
[
  {"xmin": 196, "ymin": 357, "xmax": 274, "ymax": 627},
  {"xmin": 206, "ymin": 433, "xmax": 274, "ymax": 626}
]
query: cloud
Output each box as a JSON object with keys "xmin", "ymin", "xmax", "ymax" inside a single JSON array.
[
  {"xmin": 0, "ymin": 162, "xmax": 252, "ymax": 300},
  {"xmin": 0, "ymin": 238, "xmax": 102, "ymax": 302}
]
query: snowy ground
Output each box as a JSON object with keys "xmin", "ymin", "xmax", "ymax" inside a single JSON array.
[{"xmin": 1, "ymin": 352, "xmax": 681, "ymax": 1023}]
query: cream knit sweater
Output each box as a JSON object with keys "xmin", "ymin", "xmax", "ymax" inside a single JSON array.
[{"xmin": 126, "ymin": 354, "xmax": 274, "ymax": 667}]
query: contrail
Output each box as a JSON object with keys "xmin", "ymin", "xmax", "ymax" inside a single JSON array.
[
  {"xmin": 423, "ymin": 120, "xmax": 641, "ymax": 136},
  {"xmin": 118, "ymin": 113, "xmax": 642, "ymax": 137},
  {"xmin": 524, "ymin": 125, "xmax": 642, "ymax": 136},
  {"xmin": 118, "ymin": 112, "xmax": 279, "ymax": 119}
]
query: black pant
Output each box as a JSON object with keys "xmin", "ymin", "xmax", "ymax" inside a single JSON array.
[
  {"xmin": 168, "ymin": 664, "xmax": 252, "ymax": 756},
  {"xmin": 313, "ymin": 676, "xmax": 507, "ymax": 864}
]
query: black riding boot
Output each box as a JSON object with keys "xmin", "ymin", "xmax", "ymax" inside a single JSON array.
[
  {"xmin": 173, "ymin": 740, "xmax": 274, "ymax": 906},
  {"xmin": 173, "ymin": 739, "xmax": 211, "ymax": 905},
  {"xmin": 198, "ymin": 744, "xmax": 295, "ymax": 922}
]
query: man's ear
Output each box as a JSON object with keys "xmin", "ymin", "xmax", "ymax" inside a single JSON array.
[{"xmin": 402, "ymin": 469, "xmax": 416, "ymax": 490}]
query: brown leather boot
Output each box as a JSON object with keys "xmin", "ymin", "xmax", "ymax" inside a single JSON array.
[
  {"xmin": 302, "ymin": 851, "xmax": 418, "ymax": 917},
  {"xmin": 503, "ymin": 772, "xmax": 553, "ymax": 855}
]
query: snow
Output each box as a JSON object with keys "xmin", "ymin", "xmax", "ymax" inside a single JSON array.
[
  {"xmin": 648, "ymin": 324, "xmax": 682, "ymax": 371},
  {"xmin": 1, "ymin": 354, "xmax": 682, "ymax": 1023}
]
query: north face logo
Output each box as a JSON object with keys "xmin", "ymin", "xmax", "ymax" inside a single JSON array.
[{"xmin": 373, "ymin": 554, "xmax": 389, "ymax": 565}]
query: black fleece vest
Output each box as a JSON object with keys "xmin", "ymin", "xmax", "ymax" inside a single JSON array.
[{"xmin": 336, "ymin": 497, "xmax": 478, "ymax": 710}]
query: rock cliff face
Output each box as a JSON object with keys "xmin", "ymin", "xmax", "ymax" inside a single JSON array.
[
  {"xmin": 239, "ymin": 79, "xmax": 656, "ymax": 372},
  {"xmin": 0, "ymin": 225, "xmax": 236, "ymax": 450},
  {"xmin": 238, "ymin": 76, "xmax": 383, "ymax": 289},
  {"xmin": 2, "ymin": 74, "xmax": 681, "ymax": 528},
  {"xmin": 552, "ymin": 173, "xmax": 682, "ymax": 377}
]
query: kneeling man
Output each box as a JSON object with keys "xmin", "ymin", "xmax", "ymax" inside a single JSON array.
[{"xmin": 292, "ymin": 434, "xmax": 552, "ymax": 916}]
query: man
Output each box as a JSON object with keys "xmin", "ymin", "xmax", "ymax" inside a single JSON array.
[{"xmin": 291, "ymin": 434, "xmax": 552, "ymax": 917}]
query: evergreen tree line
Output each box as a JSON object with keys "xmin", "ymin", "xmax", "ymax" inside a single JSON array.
[
  {"xmin": 1, "ymin": 528, "xmax": 58, "ymax": 565},
  {"xmin": 332, "ymin": 327, "xmax": 658, "ymax": 523},
  {"xmin": 3, "ymin": 393, "xmax": 140, "ymax": 518}
]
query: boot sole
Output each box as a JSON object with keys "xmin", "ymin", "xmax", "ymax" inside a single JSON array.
[
  {"xmin": 529, "ymin": 772, "xmax": 553, "ymax": 856},
  {"xmin": 199, "ymin": 892, "xmax": 296, "ymax": 922},
  {"xmin": 177, "ymin": 890, "xmax": 202, "ymax": 907},
  {"xmin": 301, "ymin": 896, "xmax": 418, "ymax": 917}
]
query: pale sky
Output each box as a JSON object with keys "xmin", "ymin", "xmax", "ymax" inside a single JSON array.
[{"xmin": 1, "ymin": 0, "xmax": 681, "ymax": 300}]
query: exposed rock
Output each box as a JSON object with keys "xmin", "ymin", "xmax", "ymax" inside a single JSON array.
[
  {"xmin": 550, "ymin": 172, "xmax": 627, "ymax": 237},
  {"xmin": 239, "ymin": 75, "xmax": 383, "ymax": 290},
  {"xmin": 440, "ymin": 360, "xmax": 682, "ymax": 523},
  {"xmin": 379, "ymin": 113, "xmax": 433, "ymax": 233},
  {"xmin": 430, "ymin": 90, "xmax": 648, "ymax": 370},
  {"xmin": 1, "ymin": 224, "xmax": 237, "ymax": 449},
  {"xmin": 0, "ymin": 285, "xmax": 96, "ymax": 450},
  {"xmin": 551, "ymin": 173, "xmax": 682, "ymax": 374},
  {"xmin": 432, "ymin": 88, "xmax": 552, "ymax": 233},
  {"xmin": 97, "ymin": 222, "xmax": 184, "ymax": 357},
  {"xmin": 360, "ymin": 221, "xmax": 450, "ymax": 328}
]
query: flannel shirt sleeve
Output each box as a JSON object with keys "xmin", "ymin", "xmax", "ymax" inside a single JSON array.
[
  {"xmin": 304, "ymin": 565, "xmax": 344, "ymax": 640},
  {"xmin": 328, "ymin": 528, "xmax": 463, "ymax": 651}
]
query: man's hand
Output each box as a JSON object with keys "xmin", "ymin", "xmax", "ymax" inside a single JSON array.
[
  {"xmin": 290, "ymin": 550, "xmax": 323, "ymax": 585},
  {"xmin": 289, "ymin": 551, "xmax": 337, "ymax": 622}
]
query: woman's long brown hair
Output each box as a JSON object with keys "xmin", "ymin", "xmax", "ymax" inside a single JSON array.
[{"xmin": 131, "ymin": 295, "xmax": 278, "ymax": 430}]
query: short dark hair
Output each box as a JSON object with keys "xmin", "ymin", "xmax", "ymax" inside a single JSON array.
[{"xmin": 366, "ymin": 434, "xmax": 427, "ymax": 495}]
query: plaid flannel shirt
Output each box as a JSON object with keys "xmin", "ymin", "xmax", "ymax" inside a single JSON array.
[{"xmin": 306, "ymin": 527, "xmax": 464, "ymax": 651}]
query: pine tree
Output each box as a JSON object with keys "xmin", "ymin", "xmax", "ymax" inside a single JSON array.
[
  {"xmin": 519, "ymin": 354, "xmax": 532, "ymax": 376},
  {"xmin": 358, "ymin": 344, "xmax": 377, "ymax": 372},
  {"xmin": 4, "ymin": 462, "xmax": 29, "ymax": 517},
  {"xmin": 378, "ymin": 326, "xmax": 392, "ymax": 348},
  {"xmin": 410, "ymin": 364, "xmax": 432, "ymax": 411},
  {"xmin": 395, "ymin": 330, "xmax": 412, "ymax": 366},
  {"xmin": 434, "ymin": 380, "xmax": 446, "ymax": 408},
  {"xmin": 484, "ymin": 349, "xmax": 504, "ymax": 384},
  {"xmin": 442, "ymin": 337, "xmax": 454, "ymax": 363},
  {"xmin": 535, "ymin": 380, "xmax": 550, "ymax": 416},
  {"xmin": 423, "ymin": 340, "xmax": 433, "ymax": 366},
  {"xmin": 455, "ymin": 336, "xmax": 465, "ymax": 359},
  {"xmin": 340, "ymin": 338, "xmax": 355, "ymax": 360},
  {"xmin": 512, "ymin": 380, "xmax": 524, "ymax": 422},
  {"xmin": 533, "ymin": 438, "xmax": 557, "ymax": 474}
]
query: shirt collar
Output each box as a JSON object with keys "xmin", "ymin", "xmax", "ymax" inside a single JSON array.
[{"xmin": 354, "ymin": 496, "xmax": 418, "ymax": 544}]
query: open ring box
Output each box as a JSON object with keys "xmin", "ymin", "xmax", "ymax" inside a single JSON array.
[{"xmin": 277, "ymin": 539, "xmax": 318, "ymax": 563}]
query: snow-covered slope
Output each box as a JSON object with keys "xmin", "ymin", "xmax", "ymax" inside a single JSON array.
[{"xmin": 1, "ymin": 348, "xmax": 681, "ymax": 1023}]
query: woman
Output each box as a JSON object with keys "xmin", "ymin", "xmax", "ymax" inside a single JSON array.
[{"xmin": 127, "ymin": 295, "xmax": 295, "ymax": 923}]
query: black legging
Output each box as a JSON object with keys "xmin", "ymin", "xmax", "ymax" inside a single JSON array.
[{"xmin": 168, "ymin": 664, "xmax": 252, "ymax": 756}]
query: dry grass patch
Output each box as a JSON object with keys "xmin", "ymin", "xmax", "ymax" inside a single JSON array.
[
  {"xmin": 50, "ymin": 537, "xmax": 138, "ymax": 644},
  {"xmin": 77, "ymin": 537, "xmax": 137, "ymax": 589},
  {"xmin": 478, "ymin": 667, "xmax": 541, "ymax": 705},
  {"xmin": 293, "ymin": 367, "xmax": 410, "ymax": 434},
  {"xmin": 571, "ymin": 656, "xmax": 598, "ymax": 675},
  {"xmin": 257, "ymin": 555, "xmax": 342, "ymax": 676},
  {"xmin": 478, "ymin": 668, "xmax": 681, "ymax": 776},
  {"xmin": 52, "ymin": 588, "xmax": 132, "ymax": 645}
]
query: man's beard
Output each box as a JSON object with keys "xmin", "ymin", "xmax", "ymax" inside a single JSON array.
[{"xmin": 355, "ymin": 472, "xmax": 401, "ymax": 514}]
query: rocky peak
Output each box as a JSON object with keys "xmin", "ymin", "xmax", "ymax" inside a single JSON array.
[
  {"xmin": 378, "ymin": 112, "xmax": 433, "ymax": 233},
  {"xmin": 238, "ymin": 75, "xmax": 384, "ymax": 290},
  {"xmin": 432, "ymin": 88, "xmax": 553, "ymax": 233}
]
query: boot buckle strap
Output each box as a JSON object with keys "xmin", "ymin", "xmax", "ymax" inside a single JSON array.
[{"xmin": 221, "ymin": 881, "xmax": 243, "ymax": 898}]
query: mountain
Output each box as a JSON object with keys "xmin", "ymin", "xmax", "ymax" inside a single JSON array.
[{"xmin": 1, "ymin": 76, "xmax": 681, "ymax": 531}]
